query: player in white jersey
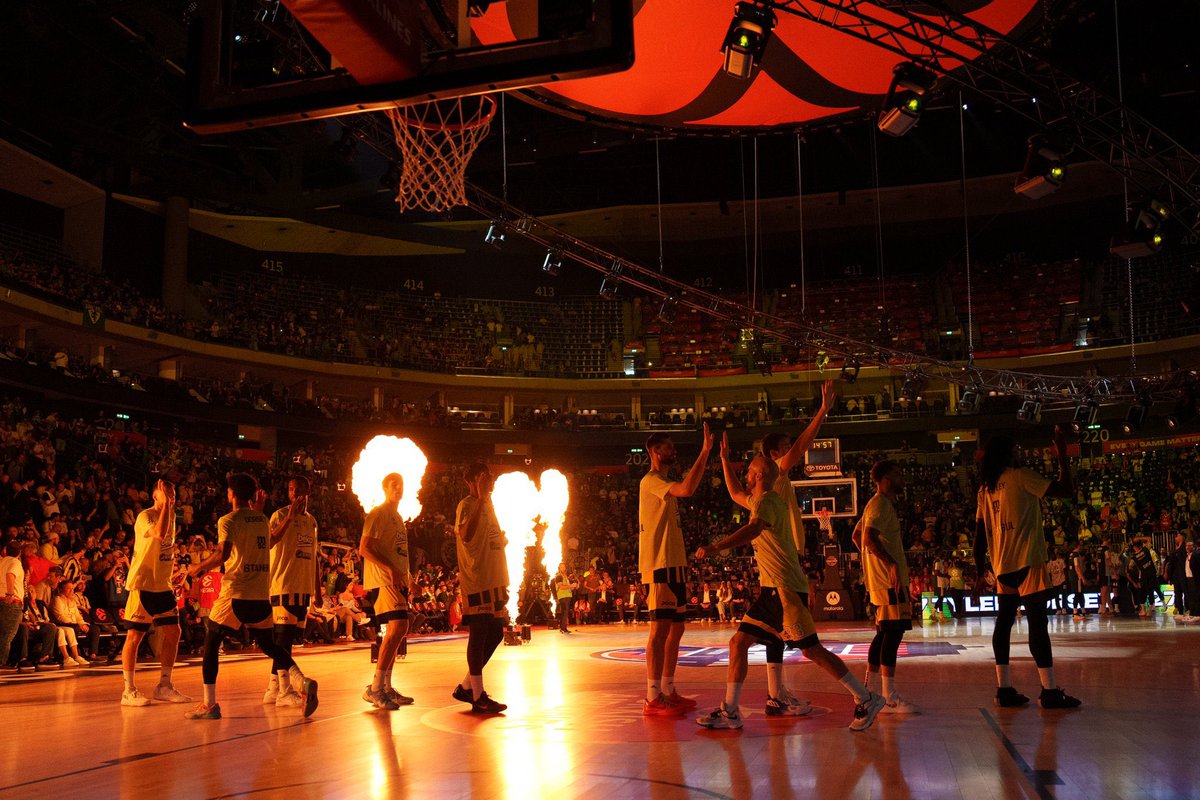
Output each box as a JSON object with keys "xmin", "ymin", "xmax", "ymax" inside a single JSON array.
[
  {"xmin": 852, "ymin": 460, "xmax": 918, "ymax": 715},
  {"xmin": 698, "ymin": 439, "xmax": 884, "ymax": 731},
  {"xmin": 974, "ymin": 427, "xmax": 1080, "ymax": 709},
  {"xmin": 758, "ymin": 378, "xmax": 836, "ymax": 710},
  {"xmin": 263, "ymin": 476, "xmax": 320, "ymax": 709},
  {"xmin": 639, "ymin": 424, "xmax": 714, "ymax": 716},
  {"xmin": 451, "ymin": 462, "xmax": 510, "ymax": 714},
  {"xmin": 184, "ymin": 473, "xmax": 318, "ymax": 720},
  {"xmin": 359, "ymin": 472, "xmax": 415, "ymax": 710},
  {"xmin": 119, "ymin": 479, "xmax": 191, "ymax": 707}
]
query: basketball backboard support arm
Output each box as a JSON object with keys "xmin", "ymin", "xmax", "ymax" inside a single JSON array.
[{"xmin": 184, "ymin": 0, "xmax": 635, "ymax": 134}]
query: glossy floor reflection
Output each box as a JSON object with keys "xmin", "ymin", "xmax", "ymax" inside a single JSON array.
[{"xmin": 3, "ymin": 615, "xmax": 1199, "ymax": 799}]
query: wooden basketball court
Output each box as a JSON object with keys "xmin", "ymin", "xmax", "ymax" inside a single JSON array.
[{"xmin": 3, "ymin": 616, "xmax": 1198, "ymax": 799}]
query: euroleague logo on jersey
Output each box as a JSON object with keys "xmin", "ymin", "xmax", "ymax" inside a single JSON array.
[{"xmin": 825, "ymin": 591, "xmax": 841, "ymax": 606}]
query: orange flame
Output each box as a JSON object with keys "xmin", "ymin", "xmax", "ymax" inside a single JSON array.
[
  {"xmin": 491, "ymin": 470, "xmax": 571, "ymax": 622},
  {"xmin": 350, "ymin": 435, "xmax": 428, "ymax": 520}
]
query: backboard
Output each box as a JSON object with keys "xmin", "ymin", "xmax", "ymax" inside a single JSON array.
[
  {"xmin": 790, "ymin": 477, "xmax": 858, "ymax": 519},
  {"xmin": 184, "ymin": 0, "xmax": 634, "ymax": 134}
]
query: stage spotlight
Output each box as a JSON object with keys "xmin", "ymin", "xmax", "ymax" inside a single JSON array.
[
  {"xmin": 958, "ymin": 386, "xmax": 983, "ymax": 414},
  {"xmin": 1167, "ymin": 390, "xmax": 1197, "ymax": 429},
  {"xmin": 1122, "ymin": 398, "xmax": 1151, "ymax": 434},
  {"xmin": 840, "ymin": 360, "xmax": 860, "ymax": 384},
  {"xmin": 1014, "ymin": 135, "xmax": 1068, "ymax": 200},
  {"xmin": 1070, "ymin": 400, "xmax": 1099, "ymax": 434},
  {"xmin": 1111, "ymin": 200, "xmax": 1169, "ymax": 259},
  {"xmin": 1016, "ymin": 398, "xmax": 1042, "ymax": 424},
  {"xmin": 656, "ymin": 296, "xmax": 679, "ymax": 325},
  {"xmin": 599, "ymin": 262, "xmax": 623, "ymax": 299},
  {"xmin": 877, "ymin": 62, "xmax": 936, "ymax": 137},
  {"xmin": 484, "ymin": 221, "xmax": 507, "ymax": 249},
  {"xmin": 900, "ymin": 370, "xmax": 927, "ymax": 400},
  {"xmin": 542, "ymin": 250, "xmax": 563, "ymax": 277},
  {"xmin": 721, "ymin": 3, "xmax": 777, "ymax": 80}
]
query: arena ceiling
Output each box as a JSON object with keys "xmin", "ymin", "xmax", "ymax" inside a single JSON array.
[{"xmin": 0, "ymin": 0, "xmax": 1195, "ymax": 239}]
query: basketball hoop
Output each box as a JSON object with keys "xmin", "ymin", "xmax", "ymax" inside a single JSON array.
[
  {"xmin": 385, "ymin": 94, "xmax": 497, "ymax": 213},
  {"xmin": 816, "ymin": 508, "xmax": 833, "ymax": 532}
]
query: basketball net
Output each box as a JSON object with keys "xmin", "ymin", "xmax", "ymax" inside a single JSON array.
[
  {"xmin": 385, "ymin": 95, "xmax": 496, "ymax": 213},
  {"xmin": 816, "ymin": 509, "xmax": 833, "ymax": 532}
]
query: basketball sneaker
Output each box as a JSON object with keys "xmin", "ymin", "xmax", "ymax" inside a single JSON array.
[
  {"xmin": 697, "ymin": 705, "xmax": 743, "ymax": 730},
  {"xmin": 263, "ymin": 680, "xmax": 279, "ymax": 704},
  {"xmin": 184, "ymin": 702, "xmax": 222, "ymax": 720},
  {"xmin": 848, "ymin": 692, "xmax": 886, "ymax": 731},
  {"xmin": 121, "ymin": 688, "xmax": 151, "ymax": 707},
  {"xmin": 153, "ymin": 684, "xmax": 192, "ymax": 703},
  {"xmin": 666, "ymin": 691, "xmax": 697, "ymax": 710},
  {"xmin": 470, "ymin": 692, "xmax": 507, "ymax": 714},
  {"xmin": 881, "ymin": 693, "xmax": 920, "ymax": 714},
  {"xmin": 384, "ymin": 687, "xmax": 415, "ymax": 706},
  {"xmin": 276, "ymin": 689, "xmax": 304, "ymax": 708},
  {"xmin": 995, "ymin": 686, "xmax": 1030, "ymax": 707},
  {"xmin": 642, "ymin": 694, "xmax": 684, "ymax": 717},
  {"xmin": 452, "ymin": 684, "xmax": 473, "ymax": 704},
  {"xmin": 301, "ymin": 677, "xmax": 319, "ymax": 718},
  {"xmin": 765, "ymin": 696, "xmax": 813, "ymax": 717},
  {"xmin": 363, "ymin": 686, "xmax": 400, "ymax": 710},
  {"xmin": 778, "ymin": 689, "xmax": 812, "ymax": 711},
  {"xmin": 1038, "ymin": 688, "xmax": 1082, "ymax": 709}
]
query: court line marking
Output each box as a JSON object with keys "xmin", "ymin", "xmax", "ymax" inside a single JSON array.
[
  {"xmin": 978, "ymin": 707, "xmax": 1062, "ymax": 800},
  {"xmin": 584, "ymin": 773, "xmax": 732, "ymax": 799}
]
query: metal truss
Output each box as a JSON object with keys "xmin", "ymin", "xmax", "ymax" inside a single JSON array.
[
  {"xmin": 770, "ymin": 0, "xmax": 1200, "ymax": 233},
  {"xmin": 467, "ymin": 184, "xmax": 1193, "ymax": 407}
]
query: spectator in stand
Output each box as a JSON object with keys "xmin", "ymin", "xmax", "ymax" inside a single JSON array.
[
  {"xmin": 1, "ymin": 539, "xmax": 26, "ymax": 667},
  {"xmin": 1048, "ymin": 549, "xmax": 1068, "ymax": 616},
  {"xmin": 50, "ymin": 578, "xmax": 91, "ymax": 666}
]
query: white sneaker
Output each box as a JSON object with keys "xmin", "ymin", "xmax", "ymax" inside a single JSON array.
[
  {"xmin": 849, "ymin": 692, "xmax": 887, "ymax": 731},
  {"xmin": 153, "ymin": 684, "xmax": 193, "ymax": 703},
  {"xmin": 881, "ymin": 693, "xmax": 920, "ymax": 714},
  {"xmin": 696, "ymin": 704, "xmax": 744, "ymax": 729},
  {"xmin": 68, "ymin": 657, "xmax": 88, "ymax": 667},
  {"xmin": 263, "ymin": 682, "xmax": 280, "ymax": 704},
  {"xmin": 276, "ymin": 689, "xmax": 304, "ymax": 708},
  {"xmin": 121, "ymin": 688, "xmax": 151, "ymax": 707}
]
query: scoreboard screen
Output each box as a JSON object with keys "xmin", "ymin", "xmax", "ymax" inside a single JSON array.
[{"xmin": 803, "ymin": 438, "xmax": 841, "ymax": 477}]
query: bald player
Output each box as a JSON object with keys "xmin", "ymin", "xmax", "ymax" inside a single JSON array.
[
  {"xmin": 264, "ymin": 475, "xmax": 320, "ymax": 709},
  {"xmin": 701, "ymin": 440, "xmax": 884, "ymax": 731},
  {"xmin": 639, "ymin": 423, "xmax": 714, "ymax": 716},
  {"xmin": 756, "ymin": 378, "xmax": 836, "ymax": 709},
  {"xmin": 359, "ymin": 473, "xmax": 415, "ymax": 710},
  {"xmin": 120, "ymin": 479, "xmax": 190, "ymax": 706}
]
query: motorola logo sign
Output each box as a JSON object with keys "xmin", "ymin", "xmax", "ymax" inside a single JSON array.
[{"xmin": 826, "ymin": 591, "xmax": 841, "ymax": 606}]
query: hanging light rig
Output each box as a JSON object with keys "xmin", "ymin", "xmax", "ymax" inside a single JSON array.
[
  {"xmin": 721, "ymin": 3, "xmax": 777, "ymax": 79},
  {"xmin": 877, "ymin": 62, "xmax": 937, "ymax": 137}
]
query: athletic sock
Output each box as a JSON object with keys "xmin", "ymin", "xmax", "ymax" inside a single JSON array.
[
  {"xmin": 839, "ymin": 672, "xmax": 871, "ymax": 703},
  {"xmin": 881, "ymin": 674, "xmax": 894, "ymax": 699},
  {"xmin": 372, "ymin": 668, "xmax": 385, "ymax": 692},
  {"xmin": 662, "ymin": 675, "xmax": 676, "ymax": 696},
  {"xmin": 766, "ymin": 663, "xmax": 783, "ymax": 698},
  {"xmin": 723, "ymin": 682, "xmax": 743, "ymax": 713},
  {"xmin": 864, "ymin": 669, "xmax": 878, "ymax": 693},
  {"xmin": 123, "ymin": 670, "xmax": 136, "ymax": 693},
  {"xmin": 277, "ymin": 670, "xmax": 290, "ymax": 692},
  {"xmin": 469, "ymin": 674, "xmax": 484, "ymax": 701},
  {"xmin": 996, "ymin": 665, "xmax": 1012, "ymax": 688},
  {"xmin": 1037, "ymin": 667, "xmax": 1057, "ymax": 690},
  {"xmin": 288, "ymin": 665, "xmax": 305, "ymax": 690},
  {"xmin": 383, "ymin": 668, "xmax": 392, "ymax": 689},
  {"xmin": 159, "ymin": 667, "xmax": 172, "ymax": 686},
  {"xmin": 203, "ymin": 684, "xmax": 216, "ymax": 707},
  {"xmin": 647, "ymin": 678, "xmax": 661, "ymax": 703}
]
